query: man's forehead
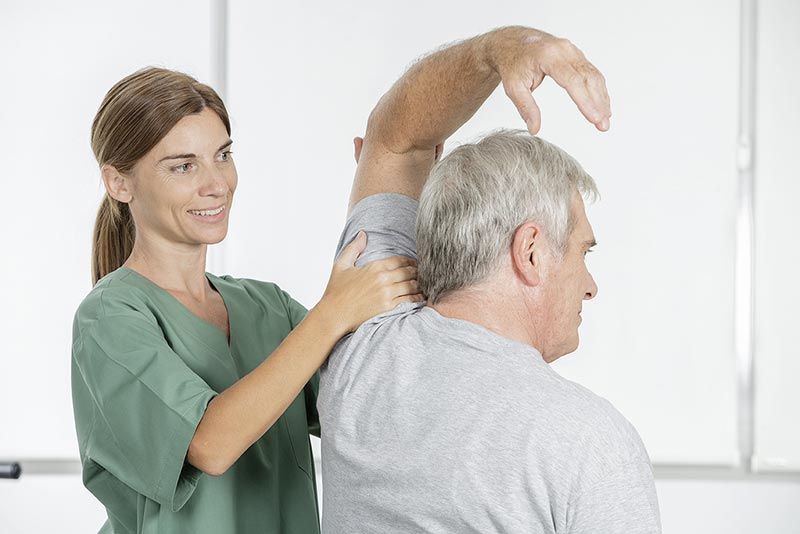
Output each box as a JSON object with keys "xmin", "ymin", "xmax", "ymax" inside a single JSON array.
[{"xmin": 570, "ymin": 195, "xmax": 596, "ymax": 247}]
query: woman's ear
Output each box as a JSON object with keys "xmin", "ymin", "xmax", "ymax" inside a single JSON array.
[
  {"xmin": 101, "ymin": 164, "xmax": 133, "ymax": 203},
  {"xmin": 511, "ymin": 222, "xmax": 543, "ymax": 287}
]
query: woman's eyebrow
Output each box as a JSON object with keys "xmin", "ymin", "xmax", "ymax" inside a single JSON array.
[{"xmin": 158, "ymin": 140, "xmax": 233, "ymax": 163}]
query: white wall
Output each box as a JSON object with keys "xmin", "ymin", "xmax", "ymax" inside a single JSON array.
[{"xmin": 1, "ymin": 1, "xmax": 799, "ymax": 533}]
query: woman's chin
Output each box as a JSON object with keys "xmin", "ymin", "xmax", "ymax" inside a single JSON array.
[{"xmin": 191, "ymin": 227, "xmax": 229, "ymax": 245}]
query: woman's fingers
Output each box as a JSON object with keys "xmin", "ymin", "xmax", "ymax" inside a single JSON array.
[
  {"xmin": 336, "ymin": 230, "xmax": 367, "ymax": 269},
  {"xmin": 394, "ymin": 292, "xmax": 426, "ymax": 306},
  {"xmin": 370, "ymin": 254, "xmax": 416, "ymax": 272},
  {"xmin": 391, "ymin": 279, "xmax": 420, "ymax": 297},
  {"xmin": 379, "ymin": 265, "xmax": 417, "ymax": 284}
]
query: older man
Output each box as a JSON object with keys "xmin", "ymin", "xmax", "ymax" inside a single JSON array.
[{"xmin": 319, "ymin": 26, "xmax": 661, "ymax": 533}]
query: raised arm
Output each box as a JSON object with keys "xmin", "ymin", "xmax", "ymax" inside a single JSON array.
[{"xmin": 349, "ymin": 26, "xmax": 611, "ymax": 211}]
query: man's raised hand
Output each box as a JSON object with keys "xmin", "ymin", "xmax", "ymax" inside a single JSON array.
[{"xmin": 484, "ymin": 26, "xmax": 611, "ymax": 134}]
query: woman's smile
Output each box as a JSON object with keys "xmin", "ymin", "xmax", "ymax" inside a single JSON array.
[{"xmin": 188, "ymin": 204, "xmax": 226, "ymax": 222}]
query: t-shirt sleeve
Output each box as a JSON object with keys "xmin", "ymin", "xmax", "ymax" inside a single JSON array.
[
  {"xmin": 334, "ymin": 193, "xmax": 418, "ymax": 265},
  {"xmin": 72, "ymin": 301, "xmax": 218, "ymax": 512},
  {"xmin": 566, "ymin": 459, "xmax": 662, "ymax": 534}
]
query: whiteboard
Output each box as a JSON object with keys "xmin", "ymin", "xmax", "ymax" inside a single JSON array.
[
  {"xmin": 0, "ymin": 0, "xmax": 216, "ymax": 459},
  {"xmin": 752, "ymin": 0, "xmax": 800, "ymax": 473},
  {"xmin": 226, "ymin": 1, "xmax": 741, "ymax": 466}
]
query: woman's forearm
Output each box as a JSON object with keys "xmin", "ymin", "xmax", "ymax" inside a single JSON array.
[
  {"xmin": 187, "ymin": 303, "xmax": 343, "ymax": 476},
  {"xmin": 187, "ymin": 237, "xmax": 420, "ymax": 476}
]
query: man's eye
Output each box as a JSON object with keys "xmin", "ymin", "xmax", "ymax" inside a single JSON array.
[
  {"xmin": 584, "ymin": 248, "xmax": 594, "ymax": 257},
  {"xmin": 218, "ymin": 150, "xmax": 233, "ymax": 162}
]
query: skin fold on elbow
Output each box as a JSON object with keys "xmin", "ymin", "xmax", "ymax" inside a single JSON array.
[{"xmin": 187, "ymin": 430, "xmax": 236, "ymax": 477}]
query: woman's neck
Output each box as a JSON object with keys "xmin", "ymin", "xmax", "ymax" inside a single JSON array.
[{"xmin": 123, "ymin": 236, "xmax": 210, "ymax": 299}]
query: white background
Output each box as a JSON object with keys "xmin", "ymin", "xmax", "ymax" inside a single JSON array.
[{"xmin": 1, "ymin": 1, "xmax": 799, "ymax": 533}]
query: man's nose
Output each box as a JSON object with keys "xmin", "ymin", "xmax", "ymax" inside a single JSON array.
[{"xmin": 585, "ymin": 273, "xmax": 598, "ymax": 300}]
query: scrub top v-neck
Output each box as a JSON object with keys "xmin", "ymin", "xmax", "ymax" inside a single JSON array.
[{"xmin": 71, "ymin": 266, "xmax": 321, "ymax": 534}]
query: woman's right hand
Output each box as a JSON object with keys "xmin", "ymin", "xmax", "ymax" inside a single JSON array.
[{"xmin": 316, "ymin": 230, "xmax": 423, "ymax": 334}]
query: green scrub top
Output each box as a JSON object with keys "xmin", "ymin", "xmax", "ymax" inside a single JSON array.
[{"xmin": 71, "ymin": 266, "xmax": 320, "ymax": 534}]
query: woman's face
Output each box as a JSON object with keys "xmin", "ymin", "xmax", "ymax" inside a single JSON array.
[{"xmin": 124, "ymin": 107, "xmax": 237, "ymax": 249}]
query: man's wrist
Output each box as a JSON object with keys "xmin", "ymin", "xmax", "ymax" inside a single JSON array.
[{"xmin": 481, "ymin": 26, "xmax": 550, "ymax": 75}]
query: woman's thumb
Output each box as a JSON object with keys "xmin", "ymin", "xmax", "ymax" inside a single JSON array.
[{"xmin": 336, "ymin": 230, "xmax": 367, "ymax": 268}]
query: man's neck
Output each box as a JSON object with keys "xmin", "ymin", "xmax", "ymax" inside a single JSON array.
[{"xmin": 429, "ymin": 279, "xmax": 543, "ymax": 353}]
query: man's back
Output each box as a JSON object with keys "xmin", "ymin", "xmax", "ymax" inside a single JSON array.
[{"xmin": 319, "ymin": 194, "xmax": 661, "ymax": 534}]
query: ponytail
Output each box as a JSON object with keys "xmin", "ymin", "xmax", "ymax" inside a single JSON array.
[{"xmin": 91, "ymin": 194, "xmax": 135, "ymax": 285}]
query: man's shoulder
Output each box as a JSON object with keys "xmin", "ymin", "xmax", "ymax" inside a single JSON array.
[
  {"xmin": 540, "ymin": 375, "xmax": 651, "ymax": 464},
  {"xmin": 328, "ymin": 301, "xmax": 427, "ymax": 358},
  {"xmin": 337, "ymin": 193, "xmax": 419, "ymax": 266}
]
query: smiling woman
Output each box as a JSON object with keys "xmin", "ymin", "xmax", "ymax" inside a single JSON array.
[
  {"xmin": 101, "ymin": 107, "xmax": 238, "ymax": 283},
  {"xmin": 71, "ymin": 67, "xmax": 423, "ymax": 534},
  {"xmin": 89, "ymin": 68, "xmax": 234, "ymax": 285}
]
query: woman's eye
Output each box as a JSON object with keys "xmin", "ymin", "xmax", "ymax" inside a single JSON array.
[{"xmin": 172, "ymin": 162, "xmax": 193, "ymax": 174}]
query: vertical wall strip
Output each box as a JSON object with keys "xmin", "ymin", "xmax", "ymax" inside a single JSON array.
[
  {"xmin": 735, "ymin": 0, "xmax": 757, "ymax": 471},
  {"xmin": 207, "ymin": 0, "xmax": 229, "ymax": 276},
  {"xmin": 210, "ymin": 0, "xmax": 228, "ymax": 101}
]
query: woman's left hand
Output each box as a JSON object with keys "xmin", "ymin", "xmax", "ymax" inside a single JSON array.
[{"xmin": 316, "ymin": 230, "xmax": 424, "ymax": 334}]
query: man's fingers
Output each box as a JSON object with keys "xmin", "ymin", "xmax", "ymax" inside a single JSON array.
[
  {"xmin": 547, "ymin": 57, "xmax": 611, "ymax": 131},
  {"xmin": 337, "ymin": 230, "xmax": 367, "ymax": 268},
  {"xmin": 503, "ymin": 79, "xmax": 542, "ymax": 135}
]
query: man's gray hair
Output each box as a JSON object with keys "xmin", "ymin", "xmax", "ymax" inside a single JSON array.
[{"xmin": 416, "ymin": 129, "xmax": 599, "ymax": 303}]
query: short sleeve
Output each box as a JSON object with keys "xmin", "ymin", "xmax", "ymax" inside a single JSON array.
[
  {"xmin": 566, "ymin": 460, "xmax": 662, "ymax": 534},
  {"xmin": 279, "ymin": 288, "xmax": 309, "ymax": 330},
  {"xmin": 72, "ymin": 305, "xmax": 218, "ymax": 511},
  {"xmin": 334, "ymin": 193, "xmax": 418, "ymax": 265}
]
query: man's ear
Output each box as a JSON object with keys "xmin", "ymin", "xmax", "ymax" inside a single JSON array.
[
  {"xmin": 511, "ymin": 222, "xmax": 543, "ymax": 287},
  {"xmin": 101, "ymin": 164, "xmax": 133, "ymax": 204},
  {"xmin": 353, "ymin": 136, "xmax": 365, "ymax": 163}
]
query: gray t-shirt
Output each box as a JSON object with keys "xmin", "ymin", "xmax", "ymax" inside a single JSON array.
[{"xmin": 319, "ymin": 193, "xmax": 661, "ymax": 534}]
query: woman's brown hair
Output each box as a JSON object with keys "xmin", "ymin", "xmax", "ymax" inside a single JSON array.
[{"xmin": 90, "ymin": 67, "xmax": 230, "ymax": 284}]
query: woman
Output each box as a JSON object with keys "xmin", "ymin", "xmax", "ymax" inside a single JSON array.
[{"xmin": 71, "ymin": 67, "xmax": 421, "ymax": 534}]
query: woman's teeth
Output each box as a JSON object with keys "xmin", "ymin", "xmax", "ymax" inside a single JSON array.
[{"xmin": 189, "ymin": 206, "xmax": 225, "ymax": 216}]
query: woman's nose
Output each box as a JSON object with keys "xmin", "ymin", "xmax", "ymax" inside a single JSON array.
[{"xmin": 200, "ymin": 164, "xmax": 229, "ymax": 196}]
